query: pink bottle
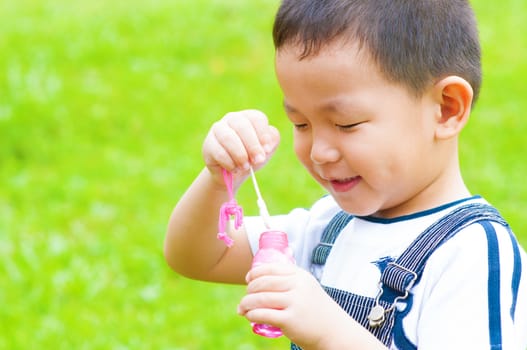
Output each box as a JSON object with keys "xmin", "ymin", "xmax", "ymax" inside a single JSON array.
[{"xmin": 251, "ymin": 230, "xmax": 295, "ymax": 338}]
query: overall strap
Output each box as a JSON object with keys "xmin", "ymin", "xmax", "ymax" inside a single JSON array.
[
  {"xmin": 381, "ymin": 203, "xmax": 508, "ymax": 294},
  {"xmin": 311, "ymin": 211, "xmax": 354, "ymax": 265}
]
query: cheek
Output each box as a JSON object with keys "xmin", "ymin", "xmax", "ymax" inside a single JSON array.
[{"xmin": 293, "ymin": 134, "xmax": 311, "ymax": 165}]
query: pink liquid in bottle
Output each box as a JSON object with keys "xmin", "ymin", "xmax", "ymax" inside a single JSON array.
[{"xmin": 251, "ymin": 230, "xmax": 295, "ymax": 338}]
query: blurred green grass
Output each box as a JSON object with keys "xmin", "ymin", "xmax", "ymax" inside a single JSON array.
[{"xmin": 0, "ymin": 0, "xmax": 525, "ymax": 349}]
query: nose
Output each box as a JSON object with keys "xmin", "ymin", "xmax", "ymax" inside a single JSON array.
[{"xmin": 310, "ymin": 135, "xmax": 340, "ymax": 165}]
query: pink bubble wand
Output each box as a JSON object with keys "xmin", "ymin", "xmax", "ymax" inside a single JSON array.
[
  {"xmin": 217, "ymin": 167, "xmax": 272, "ymax": 246},
  {"xmin": 217, "ymin": 168, "xmax": 243, "ymax": 247}
]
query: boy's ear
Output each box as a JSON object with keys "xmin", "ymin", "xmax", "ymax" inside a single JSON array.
[{"xmin": 433, "ymin": 76, "xmax": 474, "ymax": 139}]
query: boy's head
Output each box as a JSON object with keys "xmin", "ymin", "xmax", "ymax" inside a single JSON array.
[
  {"xmin": 272, "ymin": 0, "xmax": 478, "ymax": 217},
  {"xmin": 273, "ymin": 0, "xmax": 482, "ymax": 102}
]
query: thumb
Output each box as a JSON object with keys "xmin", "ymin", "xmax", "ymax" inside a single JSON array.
[{"xmin": 264, "ymin": 125, "xmax": 281, "ymax": 156}]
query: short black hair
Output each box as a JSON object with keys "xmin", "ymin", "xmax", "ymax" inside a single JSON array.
[{"xmin": 273, "ymin": 0, "xmax": 482, "ymax": 102}]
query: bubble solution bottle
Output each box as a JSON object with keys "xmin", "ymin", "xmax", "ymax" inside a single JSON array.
[{"xmin": 251, "ymin": 230, "xmax": 295, "ymax": 338}]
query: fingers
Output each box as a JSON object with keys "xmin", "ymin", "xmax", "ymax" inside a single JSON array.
[
  {"xmin": 245, "ymin": 262, "xmax": 296, "ymax": 284},
  {"xmin": 244, "ymin": 110, "xmax": 280, "ymax": 156},
  {"xmin": 246, "ymin": 266, "xmax": 296, "ymax": 293},
  {"xmin": 237, "ymin": 291, "xmax": 290, "ymax": 317},
  {"xmin": 217, "ymin": 113, "xmax": 266, "ymax": 168},
  {"xmin": 237, "ymin": 264, "xmax": 296, "ymax": 319},
  {"xmin": 239, "ymin": 265, "xmax": 345, "ymax": 345},
  {"xmin": 202, "ymin": 109, "xmax": 280, "ymax": 174}
]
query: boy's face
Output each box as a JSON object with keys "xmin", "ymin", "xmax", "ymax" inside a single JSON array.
[{"xmin": 275, "ymin": 42, "xmax": 443, "ymax": 218}]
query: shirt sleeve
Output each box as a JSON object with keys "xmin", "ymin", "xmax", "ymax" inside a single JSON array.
[{"xmin": 244, "ymin": 195, "xmax": 340, "ymax": 270}]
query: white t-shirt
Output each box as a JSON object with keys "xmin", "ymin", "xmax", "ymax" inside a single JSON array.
[{"xmin": 245, "ymin": 195, "xmax": 527, "ymax": 349}]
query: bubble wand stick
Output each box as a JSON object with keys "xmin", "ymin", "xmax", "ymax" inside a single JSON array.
[{"xmin": 249, "ymin": 166, "xmax": 272, "ymax": 229}]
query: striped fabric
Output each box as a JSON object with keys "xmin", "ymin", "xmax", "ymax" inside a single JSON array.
[
  {"xmin": 381, "ymin": 203, "xmax": 508, "ymax": 294},
  {"xmin": 290, "ymin": 288, "xmax": 395, "ymax": 350},
  {"xmin": 311, "ymin": 211, "xmax": 354, "ymax": 265},
  {"xmin": 291, "ymin": 203, "xmax": 509, "ymax": 350}
]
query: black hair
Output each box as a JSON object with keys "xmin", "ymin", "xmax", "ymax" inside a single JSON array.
[{"xmin": 273, "ymin": 0, "xmax": 482, "ymax": 101}]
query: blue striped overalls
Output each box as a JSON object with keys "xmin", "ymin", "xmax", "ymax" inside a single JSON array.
[{"xmin": 291, "ymin": 203, "xmax": 508, "ymax": 349}]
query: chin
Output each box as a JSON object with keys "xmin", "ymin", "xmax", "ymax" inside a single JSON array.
[{"xmin": 330, "ymin": 195, "xmax": 379, "ymax": 217}]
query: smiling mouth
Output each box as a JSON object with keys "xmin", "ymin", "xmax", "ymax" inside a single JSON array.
[{"xmin": 328, "ymin": 176, "xmax": 361, "ymax": 192}]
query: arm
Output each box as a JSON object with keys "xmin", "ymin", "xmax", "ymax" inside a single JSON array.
[{"xmin": 163, "ymin": 110, "xmax": 280, "ymax": 284}]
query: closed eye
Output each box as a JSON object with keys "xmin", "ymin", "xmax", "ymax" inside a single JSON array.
[
  {"xmin": 293, "ymin": 123, "xmax": 309, "ymax": 130},
  {"xmin": 336, "ymin": 122, "xmax": 363, "ymax": 130}
]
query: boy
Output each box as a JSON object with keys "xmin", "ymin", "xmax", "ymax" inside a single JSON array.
[{"xmin": 164, "ymin": 0, "xmax": 527, "ymax": 349}]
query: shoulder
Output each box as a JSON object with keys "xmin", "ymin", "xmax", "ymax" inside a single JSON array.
[
  {"xmin": 427, "ymin": 201, "xmax": 523, "ymax": 276},
  {"xmin": 409, "ymin": 213, "xmax": 527, "ymax": 349},
  {"xmin": 422, "ymin": 199, "xmax": 524, "ymax": 302}
]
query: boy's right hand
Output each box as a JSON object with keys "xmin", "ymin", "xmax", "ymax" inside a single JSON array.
[{"xmin": 202, "ymin": 109, "xmax": 280, "ymax": 187}]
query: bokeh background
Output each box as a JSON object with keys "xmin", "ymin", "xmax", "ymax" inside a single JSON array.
[{"xmin": 0, "ymin": 0, "xmax": 525, "ymax": 349}]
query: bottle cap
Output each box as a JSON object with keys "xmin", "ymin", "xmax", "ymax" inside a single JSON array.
[{"xmin": 259, "ymin": 230, "xmax": 288, "ymax": 249}]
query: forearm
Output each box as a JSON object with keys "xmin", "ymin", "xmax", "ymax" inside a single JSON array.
[{"xmin": 164, "ymin": 167, "xmax": 251, "ymax": 283}]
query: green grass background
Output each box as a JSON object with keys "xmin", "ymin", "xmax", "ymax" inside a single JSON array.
[{"xmin": 0, "ymin": 0, "xmax": 525, "ymax": 349}]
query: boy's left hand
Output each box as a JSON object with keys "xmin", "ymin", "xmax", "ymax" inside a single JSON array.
[{"xmin": 238, "ymin": 263, "xmax": 350, "ymax": 348}]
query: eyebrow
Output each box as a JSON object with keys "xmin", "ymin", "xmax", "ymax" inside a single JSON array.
[{"xmin": 283, "ymin": 98, "xmax": 353, "ymax": 115}]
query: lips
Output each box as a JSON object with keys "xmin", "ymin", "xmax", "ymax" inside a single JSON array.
[{"xmin": 328, "ymin": 176, "xmax": 361, "ymax": 192}]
